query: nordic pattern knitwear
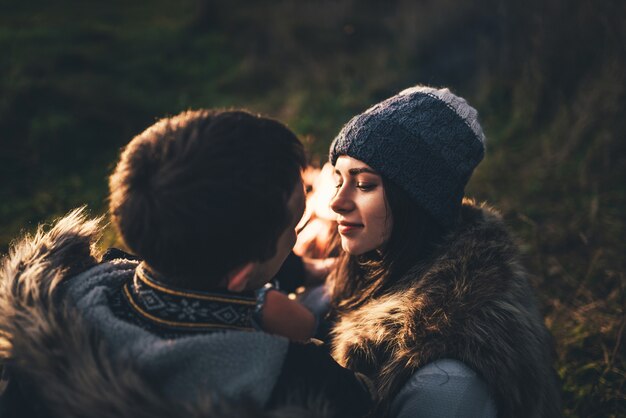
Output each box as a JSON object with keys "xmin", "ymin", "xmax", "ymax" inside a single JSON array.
[
  {"xmin": 329, "ymin": 85, "xmax": 486, "ymax": 227},
  {"xmin": 65, "ymin": 259, "xmax": 289, "ymax": 406}
]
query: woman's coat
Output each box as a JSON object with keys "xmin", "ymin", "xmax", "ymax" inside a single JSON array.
[{"xmin": 331, "ymin": 199, "xmax": 562, "ymax": 417}]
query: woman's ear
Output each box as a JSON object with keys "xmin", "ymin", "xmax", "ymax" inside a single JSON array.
[{"xmin": 227, "ymin": 263, "xmax": 256, "ymax": 292}]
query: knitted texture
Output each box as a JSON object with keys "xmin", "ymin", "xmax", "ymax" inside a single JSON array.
[
  {"xmin": 329, "ymin": 85, "xmax": 486, "ymax": 227},
  {"xmin": 65, "ymin": 260, "xmax": 289, "ymax": 406}
]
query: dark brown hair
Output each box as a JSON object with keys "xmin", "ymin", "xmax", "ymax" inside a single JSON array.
[
  {"xmin": 109, "ymin": 109, "xmax": 306, "ymax": 289},
  {"xmin": 329, "ymin": 178, "xmax": 447, "ymax": 311}
]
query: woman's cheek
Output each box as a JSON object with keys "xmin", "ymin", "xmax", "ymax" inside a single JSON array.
[{"xmin": 372, "ymin": 204, "xmax": 392, "ymax": 246}]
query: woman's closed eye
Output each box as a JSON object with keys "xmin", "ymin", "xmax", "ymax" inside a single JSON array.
[
  {"xmin": 356, "ymin": 182, "xmax": 377, "ymax": 191},
  {"xmin": 334, "ymin": 181, "xmax": 378, "ymax": 191}
]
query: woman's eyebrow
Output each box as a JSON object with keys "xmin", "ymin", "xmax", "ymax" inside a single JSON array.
[
  {"xmin": 334, "ymin": 167, "xmax": 379, "ymax": 176},
  {"xmin": 348, "ymin": 167, "xmax": 378, "ymax": 175}
]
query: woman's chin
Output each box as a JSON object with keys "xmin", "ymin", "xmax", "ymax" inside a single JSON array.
[
  {"xmin": 341, "ymin": 239, "xmax": 374, "ymax": 256},
  {"xmin": 343, "ymin": 247, "xmax": 362, "ymax": 256}
]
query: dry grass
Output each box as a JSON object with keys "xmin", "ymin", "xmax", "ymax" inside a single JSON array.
[{"xmin": 1, "ymin": 0, "xmax": 624, "ymax": 415}]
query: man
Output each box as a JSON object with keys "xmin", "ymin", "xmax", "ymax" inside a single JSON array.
[{"xmin": 0, "ymin": 110, "xmax": 373, "ymax": 418}]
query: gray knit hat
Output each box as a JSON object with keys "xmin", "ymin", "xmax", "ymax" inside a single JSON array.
[{"xmin": 329, "ymin": 85, "xmax": 486, "ymax": 228}]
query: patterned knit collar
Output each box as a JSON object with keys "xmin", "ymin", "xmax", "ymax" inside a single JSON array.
[{"xmin": 123, "ymin": 262, "xmax": 258, "ymax": 332}]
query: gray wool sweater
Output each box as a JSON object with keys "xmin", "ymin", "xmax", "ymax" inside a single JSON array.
[
  {"xmin": 64, "ymin": 259, "xmax": 289, "ymax": 405},
  {"xmin": 0, "ymin": 209, "xmax": 375, "ymax": 418}
]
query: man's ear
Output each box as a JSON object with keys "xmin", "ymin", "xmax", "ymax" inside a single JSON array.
[{"xmin": 227, "ymin": 263, "xmax": 256, "ymax": 292}]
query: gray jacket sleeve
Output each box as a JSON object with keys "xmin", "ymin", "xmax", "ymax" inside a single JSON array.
[{"xmin": 390, "ymin": 359, "xmax": 497, "ymax": 418}]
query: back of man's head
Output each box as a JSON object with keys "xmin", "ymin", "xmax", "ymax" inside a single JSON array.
[{"xmin": 109, "ymin": 109, "xmax": 306, "ymax": 290}]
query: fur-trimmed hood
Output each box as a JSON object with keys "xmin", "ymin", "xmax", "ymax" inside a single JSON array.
[
  {"xmin": 331, "ymin": 199, "xmax": 562, "ymax": 417},
  {"xmin": 0, "ymin": 209, "xmax": 328, "ymax": 418}
]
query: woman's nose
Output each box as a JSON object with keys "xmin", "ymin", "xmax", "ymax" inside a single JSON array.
[{"xmin": 330, "ymin": 187, "xmax": 354, "ymax": 214}]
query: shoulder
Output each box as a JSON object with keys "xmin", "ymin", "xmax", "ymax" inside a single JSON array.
[
  {"xmin": 446, "ymin": 199, "xmax": 519, "ymax": 268},
  {"xmin": 1, "ymin": 208, "xmax": 103, "ymax": 297},
  {"xmin": 399, "ymin": 197, "xmax": 541, "ymax": 333},
  {"xmin": 390, "ymin": 359, "xmax": 496, "ymax": 418},
  {"xmin": 61, "ymin": 257, "xmax": 138, "ymax": 302}
]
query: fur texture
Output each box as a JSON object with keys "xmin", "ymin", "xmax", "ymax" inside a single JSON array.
[
  {"xmin": 0, "ymin": 208, "xmax": 330, "ymax": 418},
  {"xmin": 331, "ymin": 199, "xmax": 562, "ymax": 417}
]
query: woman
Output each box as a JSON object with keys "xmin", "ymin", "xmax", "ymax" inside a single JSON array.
[{"xmin": 326, "ymin": 86, "xmax": 561, "ymax": 417}]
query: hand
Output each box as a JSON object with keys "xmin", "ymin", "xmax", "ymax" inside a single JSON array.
[{"xmin": 302, "ymin": 257, "xmax": 337, "ymax": 283}]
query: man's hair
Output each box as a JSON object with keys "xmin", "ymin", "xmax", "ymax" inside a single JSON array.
[{"xmin": 109, "ymin": 109, "xmax": 306, "ymax": 289}]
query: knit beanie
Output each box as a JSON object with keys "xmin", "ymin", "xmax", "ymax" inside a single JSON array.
[{"xmin": 329, "ymin": 85, "xmax": 486, "ymax": 228}]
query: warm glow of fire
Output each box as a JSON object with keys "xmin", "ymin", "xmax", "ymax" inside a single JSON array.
[{"xmin": 295, "ymin": 163, "xmax": 338, "ymax": 258}]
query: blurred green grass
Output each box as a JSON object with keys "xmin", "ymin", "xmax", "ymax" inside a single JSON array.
[{"xmin": 1, "ymin": 0, "xmax": 624, "ymax": 416}]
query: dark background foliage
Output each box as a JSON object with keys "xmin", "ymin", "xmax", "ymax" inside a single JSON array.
[{"xmin": 1, "ymin": 0, "xmax": 624, "ymax": 415}]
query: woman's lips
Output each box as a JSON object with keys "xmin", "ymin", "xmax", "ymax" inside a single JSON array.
[{"xmin": 338, "ymin": 222, "xmax": 364, "ymax": 235}]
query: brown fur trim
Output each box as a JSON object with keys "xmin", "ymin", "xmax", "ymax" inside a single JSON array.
[
  {"xmin": 0, "ymin": 208, "xmax": 331, "ymax": 418},
  {"xmin": 331, "ymin": 199, "xmax": 561, "ymax": 418}
]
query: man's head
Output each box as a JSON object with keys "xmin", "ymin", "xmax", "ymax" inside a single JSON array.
[{"xmin": 109, "ymin": 109, "xmax": 306, "ymax": 291}]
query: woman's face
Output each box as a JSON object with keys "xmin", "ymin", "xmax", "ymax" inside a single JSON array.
[{"xmin": 330, "ymin": 156, "xmax": 392, "ymax": 255}]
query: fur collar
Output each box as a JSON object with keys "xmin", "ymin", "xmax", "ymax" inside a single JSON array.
[
  {"xmin": 331, "ymin": 199, "xmax": 561, "ymax": 417},
  {"xmin": 0, "ymin": 208, "xmax": 327, "ymax": 418}
]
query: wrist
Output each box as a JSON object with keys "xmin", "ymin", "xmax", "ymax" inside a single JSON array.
[{"xmin": 252, "ymin": 283, "xmax": 275, "ymax": 330}]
